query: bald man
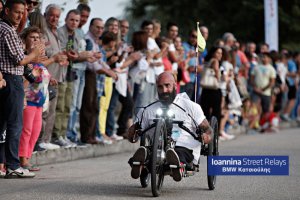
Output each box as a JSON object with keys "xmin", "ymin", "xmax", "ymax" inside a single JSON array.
[{"xmin": 128, "ymin": 72, "xmax": 212, "ymax": 182}]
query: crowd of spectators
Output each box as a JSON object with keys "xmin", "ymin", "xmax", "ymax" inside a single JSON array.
[{"xmin": 0, "ymin": 0, "xmax": 300, "ymax": 178}]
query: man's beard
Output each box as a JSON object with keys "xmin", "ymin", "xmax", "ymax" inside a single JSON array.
[{"xmin": 158, "ymin": 88, "xmax": 177, "ymax": 105}]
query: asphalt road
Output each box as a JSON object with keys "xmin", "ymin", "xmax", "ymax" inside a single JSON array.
[{"xmin": 0, "ymin": 128, "xmax": 299, "ymax": 200}]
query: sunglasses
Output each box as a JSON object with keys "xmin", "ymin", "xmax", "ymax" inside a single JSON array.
[{"xmin": 26, "ymin": 0, "xmax": 39, "ymax": 6}]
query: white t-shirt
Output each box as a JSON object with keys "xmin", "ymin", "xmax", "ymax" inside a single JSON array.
[
  {"xmin": 147, "ymin": 37, "xmax": 164, "ymax": 76},
  {"xmin": 129, "ymin": 52, "xmax": 149, "ymax": 84},
  {"xmin": 251, "ymin": 64, "xmax": 276, "ymax": 96},
  {"xmin": 136, "ymin": 93, "xmax": 206, "ymax": 164},
  {"xmin": 147, "ymin": 37, "xmax": 159, "ymax": 51},
  {"xmin": 168, "ymin": 43, "xmax": 176, "ymax": 52},
  {"xmin": 276, "ymin": 62, "xmax": 287, "ymax": 86}
]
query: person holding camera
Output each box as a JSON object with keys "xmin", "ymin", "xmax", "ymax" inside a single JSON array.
[
  {"xmin": 53, "ymin": 9, "xmax": 96, "ymax": 148},
  {"xmin": 0, "ymin": 0, "xmax": 44, "ymax": 178},
  {"xmin": 18, "ymin": 26, "xmax": 67, "ymax": 172}
]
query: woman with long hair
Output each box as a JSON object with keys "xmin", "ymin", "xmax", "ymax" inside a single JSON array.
[
  {"xmin": 129, "ymin": 31, "xmax": 155, "ymax": 106},
  {"xmin": 198, "ymin": 46, "xmax": 223, "ymax": 129}
]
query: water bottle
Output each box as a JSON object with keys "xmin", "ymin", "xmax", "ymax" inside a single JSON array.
[{"xmin": 171, "ymin": 128, "xmax": 181, "ymax": 141}]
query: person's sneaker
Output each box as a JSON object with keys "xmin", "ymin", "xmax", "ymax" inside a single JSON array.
[
  {"xmin": 39, "ymin": 142, "xmax": 60, "ymax": 150},
  {"xmin": 280, "ymin": 114, "xmax": 291, "ymax": 122},
  {"xmin": 110, "ymin": 133, "xmax": 124, "ymax": 141},
  {"xmin": 131, "ymin": 146, "xmax": 147, "ymax": 179},
  {"xmin": 64, "ymin": 137, "xmax": 77, "ymax": 148},
  {"xmin": 0, "ymin": 170, "xmax": 6, "ymax": 178},
  {"xmin": 220, "ymin": 131, "xmax": 235, "ymax": 140},
  {"xmin": 219, "ymin": 135, "xmax": 227, "ymax": 141},
  {"xmin": 32, "ymin": 145, "xmax": 47, "ymax": 154},
  {"xmin": 166, "ymin": 149, "xmax": 182, "ymax": 182},
  {"xmin": 53, "ymin": 136, "xmax": 72, "ymax": 148},
  {"xmin": 96, "ymin": 136, "xmax": 113, "ymax": 145},
  {"xmin": 75, "ymin": 140, "xmax": 88, "ymax": 148},
  {"xmin": 4, "ymin": 167, "xmax": 35, "ymax": 179}
]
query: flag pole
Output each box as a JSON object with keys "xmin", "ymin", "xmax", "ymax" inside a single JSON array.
[{"xmin": 194, "ymin": 22, "xmax": 200, "ymax": 103}]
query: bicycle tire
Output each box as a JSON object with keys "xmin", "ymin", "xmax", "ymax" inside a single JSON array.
[
  {"xmin": 151, "ymin": 119, "xmax": 166, "ymax": 197},
  {"xmin": 207, "ymin": 116, "xmax": 218, "ymax": 190},
  {"xmin": 140, "ymin": 134, "xmax": 151, "ymax": 188}
]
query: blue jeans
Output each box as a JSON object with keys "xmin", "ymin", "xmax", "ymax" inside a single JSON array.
[
  {"xmin": 67, "ymin": 69, "xmax": 85, "ymax": 141},
  {"xmin": 0, "ymin": 74, "xmax": 24, "ymax": 170},
  {"xmin": 291, "ymin": 86, "xmax": 300, "ymax": 119}
]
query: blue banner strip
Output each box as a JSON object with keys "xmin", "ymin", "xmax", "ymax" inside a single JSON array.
[{"xmin": 208, "ymin": 156, "xmax": 289, "ymax": 176}]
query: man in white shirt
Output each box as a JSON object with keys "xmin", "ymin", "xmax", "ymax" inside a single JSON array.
[
  {"xmin": 251, "ymin": 52, "xmax": 276, "ymax": 115},
  {"xmin": 128, "ymin": 72, "xmax": 212, "ymax": 182}
]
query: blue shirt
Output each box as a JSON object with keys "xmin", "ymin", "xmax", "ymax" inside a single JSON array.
[
  {"xmin": 199, "ymin": 48, "xmax": 207, "ymax": 65},
  {"xmin": 182, "ymin": 42, "xmax": 196, "ymax": 67},
  {"xmin": 287, "ymin": 59, "xmax": 297, "ymax": 86},
  {"xmin": 182, "ymin": 42, "xmax": 197, "ymax": 82}
]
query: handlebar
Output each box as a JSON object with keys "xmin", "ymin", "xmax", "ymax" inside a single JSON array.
[{"xmin": 138, "ymin": 119, "xmax": 201, "ymax": 142}]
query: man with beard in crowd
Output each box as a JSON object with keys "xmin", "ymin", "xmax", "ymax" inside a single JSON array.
[{"xmin": 127, "ymin": 72, "xmax": 213, "ymax": 182}]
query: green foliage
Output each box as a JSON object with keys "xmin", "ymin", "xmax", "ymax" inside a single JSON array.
[
  {"xmin": 77, "ymin": 0, "xmax": 89, "ymax": 3},
  {"xmin": 125, "ymin": 0, "xmax": 300, "ymax": 51}
]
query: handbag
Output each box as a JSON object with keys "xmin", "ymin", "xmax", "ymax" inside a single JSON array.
[
  {"xmin": 228, "ymin": 79, "xmax": 242, "ymax": 109},
  {"xmin": 200, "ymin": 65, "xmax": 219, "ymax": 89}
]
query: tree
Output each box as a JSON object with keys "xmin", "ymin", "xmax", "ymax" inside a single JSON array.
[{"xmin": 77, "ymin": 0, "xmax": 89, "ymax": 4}]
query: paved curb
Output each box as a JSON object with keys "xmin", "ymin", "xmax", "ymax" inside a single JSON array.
[
  {"xmin": 31, "ymin": 121, "xmax": 300, "ymax": 166},
  {"xmin": 31, "ymin": 140, "xmax": 139, "ymax": 166},
  {"xmin": 227, "ymin": 121, "xmax": 300, "ymax": 135}
]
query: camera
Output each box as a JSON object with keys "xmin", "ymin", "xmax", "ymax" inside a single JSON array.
[
  {"xmin": 23, "ymin": 65, "xmax": 36, "ymax": 83},
  {"xmin": 66, "ymin": 66, "xmax": 78, "ymax": 82}
]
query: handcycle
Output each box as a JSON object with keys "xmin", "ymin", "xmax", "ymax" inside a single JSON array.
[{"xmin": 131, "ymin": 102, "xmax": 219, "ymax": 197}]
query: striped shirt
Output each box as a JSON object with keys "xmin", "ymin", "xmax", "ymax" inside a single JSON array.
[{"xmin": 0, "ymin": 20, "xmax": 25, "ymax": 75}]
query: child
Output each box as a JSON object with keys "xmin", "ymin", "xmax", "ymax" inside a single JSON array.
[
  {"xmin": 242, "ymin": 98, "xmax": 260, "ymax": 134},
  {"xmin": 259, "ymin": 107, "xmax": 279, "ymax": 133}
]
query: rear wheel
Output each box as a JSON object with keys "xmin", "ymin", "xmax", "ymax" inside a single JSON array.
[
  {"xmin": 151, "ymin": 119, "xmax": 166, "ymax": 197},
  {"xmin": 207, "ymin": 116, "xmax": 218, "ymax": 190}
]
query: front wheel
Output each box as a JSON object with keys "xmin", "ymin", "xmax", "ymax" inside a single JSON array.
[
  {"xmin": 207, "ymin": 116, "xmax": 219, "ymax": 190},
  {"xmin": 140, "ymin": 134, "xmax": 151, "ymax": 188},
  {"xmin": 151, "ymin": 119, "xmax": 166, "ymax": 197},
  {"xmin": 140, "ymin": 168, "xmax": 150, "ymax": 188}
]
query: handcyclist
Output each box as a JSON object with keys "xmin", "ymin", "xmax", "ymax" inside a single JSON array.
[{"xmin": 128, "ymin": 72, "xmax": 213, "ymax": 182}]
